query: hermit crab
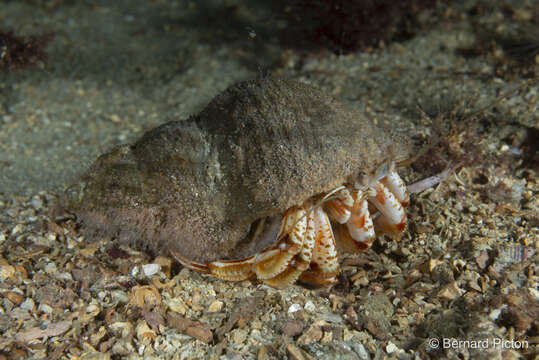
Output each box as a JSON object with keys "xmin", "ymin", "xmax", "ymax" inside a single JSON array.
[{"xmin": 64, "ymin": 78, "xmax": 412, "ymax": 288}]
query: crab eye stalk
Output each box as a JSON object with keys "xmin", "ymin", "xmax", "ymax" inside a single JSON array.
[{"xmin": 355, "ymin": 171, "xmax": 369, "ymax": 189}]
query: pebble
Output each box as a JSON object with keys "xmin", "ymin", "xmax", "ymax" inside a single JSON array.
[
  {"xmin": 437, "ymin": 281, "xmax": 464, "ymax": 300},
  {"xmin": 287, "ymin": 343, "xmax": 307, "ymax": 360},
  {"xmin": 257, "ymin": 345, "xmax": 272, "ymax": 360},
  {"xmin": 321, "ymin": 330, "xmax": 333, "ymax": 343},
  {"xmin": 231, "ymin": 328, "xmax": 247, "ymax": 345},
  {"xmin": 167, "ymin": 298, "xmax": 187, "ymax": 315},
  {"xmin": 44, "ymin": 262, "xmax": 57, "ymax": 275},
  {"xmin": 208, "ymin": 300, "xmax": 223, "ymax": 312},
  {"xmin": 80, "ymin": 352, "xmax": 111, "ymax": 360},
  {"xmin": 11, "ymin": 224, "xmax": 24, "ymax": 236},
  {"xmin": 385, "ymin": 341, "xmax": 398, "ymax": 354},
  {"xmin": 38, "ymin": 303, "xmax": 53, "ymax": 314},
  {"xmin": 20, "ymin": 298, "xmax": 35, "ymax": 311},
  {"xmin": 304, "ymin": 300, "xmax": 315, "ymax": 312},
  {"xmin": 288, "ymin": 303, "xmax": 302, "ymax": 314},
  {"xmin": 281, "ymin": 320, "xmax": 304, "ymax": 337},
  {"xmin": 530, "ymin": 288, "xmax": 539, "ymax": 301},
  {"xmin": 110, "ymin": 322, "xmax": 133, "ymax": 338},
  {"xmin": 30, "ymin": 196, "xmax": 44, "ymax": 209},
  {"xmin": 130, "ymin": 266, "xmax": 140, "ymax": 277},
  {"xmin": 4, "ymin": 291, "xmax": 24, "ymax": 306},
  {"xmin": 142, "ymin": 263, "xmax": 161, "ymax": 276},
  {"xmin": 488, "ymin": 307, "xmax": 504, "ymax": 321},
  {"xmin": 353, "ymin": 343, "xmax": 370, "ymax": 360},
  {"xmin": 297, "ymin": 320, "xmax": 326, "ymax": 345},
  {"xmin": 136, "ymin": 320, "xmax": 156, "ymax": 343},
  {"xmin": 319, "ymin": 312, "xmax": 344, "ymax": 323},
  {"xmin": 110, "ymin": 290, "xmax": 129, "ymax": 305},
  {"xmin": 153, "ymin": 256, "xmax": 173, "ymax": 277}
]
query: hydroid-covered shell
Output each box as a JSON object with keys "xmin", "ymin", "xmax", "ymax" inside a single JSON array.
[{"xmin": 64, "ymin": 78, "xmax": 411, "ymax": 263}]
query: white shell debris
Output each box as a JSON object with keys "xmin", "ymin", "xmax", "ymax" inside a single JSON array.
[
  {"xmin": 288, "ymin": 303, "xmax": 302, "ymax": 314},
  {"xmin": 304, "ymin": 300, "xmax": 316, "ymax": 312},
  {"xmin": 142, "ymin": 263, "xmax": 161, "ymax": 276}
]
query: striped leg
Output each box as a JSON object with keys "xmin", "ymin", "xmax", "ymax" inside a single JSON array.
[
  {"xmin": 299, "ymin": 207, "xmax": 340, "ymax": 286},
  {"xmin": 325, "ymin": 188, "xmax": 354, "ymax": 224},
  {"xmin": 263, "ymin": 211, "xmax": 316, "ymax": 288},
  {"xmin": 368, "ymin": 181, "xmax": 407, "ymax": 234},
  {"xmin": 381, "ymin": 170, "xmax": 409, "ymax": 208},
  {"xmin": 172, "ymin": 207, "xmax": 309, "ymax": 283},
  {"xmin": 207, "ymin": 257, "xmax": 256, "ymax": 281},
  {"xmin": 335, "ymin": 193, "xmax": 376, "ymax": 252},
  {"xmin": 171, "ymin": 249, "xmax": 257, "ymax": 282},
  {"xmin": 254, "ymin": 207, "xmax": 306, "ymax": 280}
]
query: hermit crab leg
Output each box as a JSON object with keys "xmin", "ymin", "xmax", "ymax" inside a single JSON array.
[
  {"xmin": 263, "ymin": 212, "xmax": 316, "ymax": 288},
  {"xmin": 299, "ymin": 207, "xmax": 340, "ymax": 286},
  {"xmin": 346, "ymin": 198, "xmax": 375, "ymax": 245},
  {"xmin": 380, "ymin": 170, "xmax": 409, "ymax": 208},
  {"xmin": 207, "ymin": 257, "xmax": 256, "ymax": 281},
  {"xmin": 254, "ymin": 207, "xmax": 307, "ymax": 280},
  {"xmin": 368, "ymin": 181, "xmax": 407, "ymax": 234},
  {"xmin": 171, "ymin": 250, "xmax": 257, "ymax": 281},
  {"xmin": 324, "ymin": 188, "xmax": 354, "ymax": 224},
  {"xmin": 169, "ymin": 251, "xmax": 211, "ymax": 273},
  {"xmin": 173, "ymin": 207, "xmax": 311, "ymax": 284}
]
